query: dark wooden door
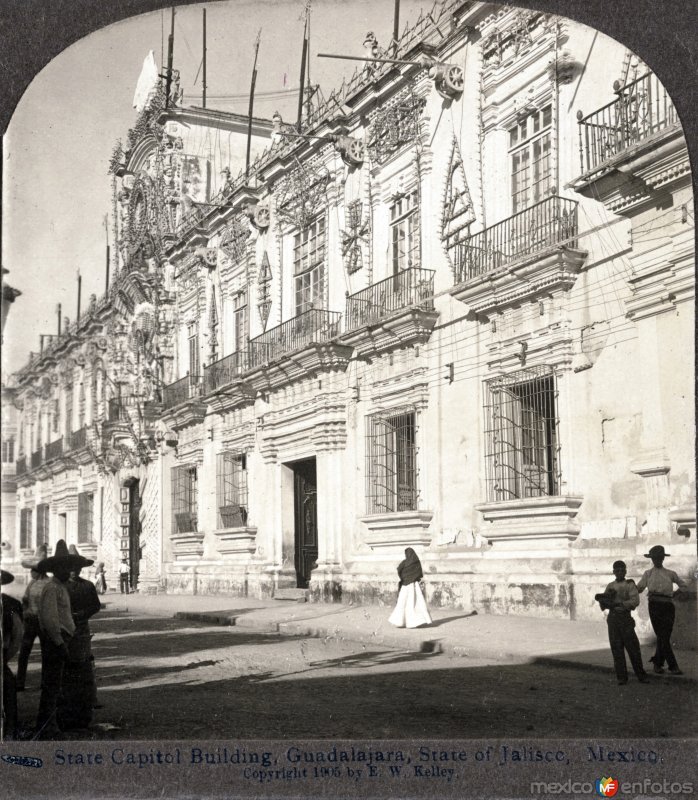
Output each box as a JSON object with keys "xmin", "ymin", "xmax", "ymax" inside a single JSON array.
[
  {"xmin": 128, "ymin": 480, "xmax": 141, "ymax": 591},
  {"xmin": 293, "ymin": 458, "xmax": 317, "ymax": 589}
]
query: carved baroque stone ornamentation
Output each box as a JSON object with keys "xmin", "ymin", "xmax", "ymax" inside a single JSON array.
[
  {"xmin": 275, "ymin": 159, "xmax": 330, "ymax": 230},
  {"xmin": 367, "ymin": 85, "xmax": 426, "ymax": 166},
  {"xmin": 441, "ymin": 136, "xmax": 476, "ymax": 262},
  {"xmin": 220, "ymin": 216, "xmax": 251, "ymax": 264},
  {"xmin": 257, "ymin": 252, "xmax": 272, "ymax": 330},
  {"xmin": 341, "ymin": 200, "xmax": 370, "ymax": 274}
]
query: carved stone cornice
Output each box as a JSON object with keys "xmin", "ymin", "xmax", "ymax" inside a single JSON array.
[
  {"xmin": 476, "ymin": 495, "xmax": 584, "ymax": 543},
  {"xmin": 213, "ymin": 527, "xmax": 258, "ymax": 556},
  {"xmin": 161, "ymin": 400, "xmax": 208, "ymax": 433},
  {"xmin": 243, "ymin": 342, "xmax": 353, "ymax": 396},
  {"xmin": 450, "ymin": 247, "xmax": 588, "ymax": 318},
  {"xmin": 340, "ymin": 307, "xmax": 439, "ymax": 360},
  {"xmin": 204, "ymin": 380, "xmax": 256, "ymax": 415},
  {"xmin": 170, "ymin": 531, "xmax": 205, "ymax": 560},
  {"xmin": 361, "ymin": 510, "xmax": 434, "ymax": 551}
]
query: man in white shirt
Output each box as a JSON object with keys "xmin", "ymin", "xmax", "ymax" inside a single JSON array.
[
  {"xmin": 119, "ymin": 558, "xmax": 130, "ymax": 594},
  {"xmin": 637, "ymin": 545, "xmax": 687, "ymax": 675},
  {"xmin": 34, "ymin": 540, "xmax": 79, "ymax": 739},
  {"xmin": 596, "ymin": 561, "xmax": 649, "ymax": 685}
]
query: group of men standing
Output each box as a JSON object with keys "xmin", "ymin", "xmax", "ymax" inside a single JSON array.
[
  {"xmin": 1, "ymin": 540, "xmax": 101, "ymax": 739},
  {"xmin": 598, "ymin": 545, "xmax": 688, "ymax": 685}
]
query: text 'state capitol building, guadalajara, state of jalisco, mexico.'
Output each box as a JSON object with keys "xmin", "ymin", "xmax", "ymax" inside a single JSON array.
[{"xmin": 2, "ymin": 1, "xmax": 695, "ymax": 643}]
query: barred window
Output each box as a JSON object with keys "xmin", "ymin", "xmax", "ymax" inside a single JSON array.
[
  {"xmin": 78, "ymin": 492, "xmax": 94, "ymax": 543},
  {"xmin": 2, "ymin": 438, "xmax": 14, "ymax": 463},
  {"xmin": 483, "ymin": 366, "xmax": 560, "ymax": 502},
  {"xmin": 65, "ymin": 386, "xmax": 73, "ymax": 439},
  {"xmin": 216, "ymin": 452, "xmax": 248, "ymax": 528},
  {"xmin": 390, "ymin": 191, "xmax": 420, "ymax": 274},
  {"xmin": 366, "ymin": 410, "xmax": 418, "ymax": 514},
  {"xmin": 510, "ymin": 105, "xmax": 553, "ymax": 214},
  {"xmin": 36, "ymin": 503, "xmax": 50, "ymax": 547},
  {"xmin": 294, "ymin": 216, "xmax": 326, "ymax": 315},
  {"xmin": 20, "ymin": 508, "xmax": 33, "ymax": 550},
  {"xmin": 171, "ymin": 465, "xmax": 198, "ymax": 533}
]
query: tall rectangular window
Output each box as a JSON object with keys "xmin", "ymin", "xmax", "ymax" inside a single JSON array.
[
  {"xmin": 52, "ymin": 398, "xmax": 59, "ymax": 433},
  {"xmin": 188, "ymin": 322, "xmax": 200, "ymax": 379},
  {"xmin": 294, "ymin": 216, "xmax": 326, "ymax": 315},
  {"xmin": 171, "ymin": 465, "xmax": 198, "ymax": 533},
  {"xmin": 64, "ymin": 387, "xmax": 73, "ymax": 439},
  {"xmin": 216, "ymin": 452, "xmax": 248, "ymax": 528},
  {"xmin": 1, "ymin": 438, "xmax": 15, "ymax": 463},
  {"xmin": 36, "ymin": 503, "xmax": 50, "ymax": 547},
  {"xmin": 233, "ymin": 289, "xmax": 249, "ymax": 353},
  {"xmin": 78, "ymin": 492, "xmax": 94, "ymax": 543},
  {"xmin": 510, "ymin": 105, "xmax": 552, "ymax": 214},
  {"xmin": 483, "ymin": 366, "xmax": 560, "ymax": 501},
  {"xmin": 390, "ymin": 191, "xmax": 420, "ymax": 274},
  {"xmin": 366, "ymin": 410, "xmax": 418, "ymax": 514},
  {"xmin": 20, "ymin": 508, "xmax": 33, "ymax": 550}
]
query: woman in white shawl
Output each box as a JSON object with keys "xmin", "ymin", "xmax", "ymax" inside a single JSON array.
[{"xmin": 389, "ymin": 548, "xmax": 432, "ymax": 628}]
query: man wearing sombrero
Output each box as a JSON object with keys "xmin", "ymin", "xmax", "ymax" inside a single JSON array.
[
  {"xmin": 16, "ymin": 544, "xmax": 49, "ymax": 692},
  {"xmin": 637, "ymin": 545, "xmax": 687, "ymax": 675},
  {"xmin": 34, "ymin": 539, "xmax": 80, "ymax": 739}
]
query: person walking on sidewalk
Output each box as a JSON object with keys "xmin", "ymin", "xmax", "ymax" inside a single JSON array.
[
  {"xmin": 119, "ymin": 558, "xmax": 130, "ymax": 594},
  {"xmin": 93, "ymin": 562, "xmax": 107, "ymax": 595},
  {"xmin": 389, "ymin": 548, "xmax": 432, "ymax": 629},
  {"xmin": 34, "ymin": 540, "xmax": 79, "ymax": 740},
  {"xmin": 637, "ymin": 545, "xmax": 687, "ymax": 675},
  {"xmin": 595, "ymin": 560, "xmax": 649, "ymax": 686},
  {"xmin": 16, "ymin": 544, "xmax": 49, "ymax": 691}
]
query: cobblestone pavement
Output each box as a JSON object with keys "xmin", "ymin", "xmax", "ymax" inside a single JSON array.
[{"xmin": 14, "ymin": 610, "xmax": 696, "ymax": 741}]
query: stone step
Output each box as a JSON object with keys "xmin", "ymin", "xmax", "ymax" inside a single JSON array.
[{"xmin": 273, "ymin": 588, "xmax": 309, "ymax": 602}]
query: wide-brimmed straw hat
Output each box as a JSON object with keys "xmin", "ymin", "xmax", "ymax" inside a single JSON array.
[
  {"xmin": 644, "ymin": 544, "xmax": 670, "ymax": 559},
  {"xmin": 1, "ymin": 569, "xmax": 15, "ymax": 585},
  {"xmin": 67, "ymin": 544, "xmax": 95, "ymax": 568},
  {"xmin": 37, "ymin": 539, "xmax": 86, "ymax": 573},
  {"xmin": 21, "ymin": 543, "xmax": 49, "ymax": 571}
]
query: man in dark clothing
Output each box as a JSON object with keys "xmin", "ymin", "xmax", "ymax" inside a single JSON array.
[
  {"xmin": 2, "ymin": 569, "xmax": 24, "ymax": 739},
  {"xmin": 596, "ymin": 560, "xmax": 649, "ymax": 685},
  {"xmin": 16, "ymin": 544, "xmax": 49, "ymax": 691}
]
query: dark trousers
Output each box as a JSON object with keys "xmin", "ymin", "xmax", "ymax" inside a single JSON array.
[
  {"xmin": 16, "ymin": 614, "xmax": 40, "ymax": 689},
  {"xmin": 2, "ymin": 662, "xmax": 18, "ymax": 738},
  {"xmin": 648, "ymin": 600, "xmax": 679, "ymax": 670},
  {"xmin": 607, "ymin": 612, "xmax": 646, "ymax": 681},
  {"xmin": 120, "ymin": 574, "xmax": 130, "ymax": 593},
  {"xmin": 36, "ymin": 635, "xmax": 68, "ymax": 738}
]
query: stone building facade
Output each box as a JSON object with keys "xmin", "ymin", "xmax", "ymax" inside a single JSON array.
[{"xmin": 9, "ymin": 1, "xmax": 695, "ymax": 640}]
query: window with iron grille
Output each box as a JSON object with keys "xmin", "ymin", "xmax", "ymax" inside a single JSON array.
[
  {"xmin": 216, "ymin": 452, "xmax": 248, "ymax": 528},
  {"xmin": 20, "ymin": 508, "xmax": 33, "ymax": 550},
  {"xmin": 188, "ymin": 322, "xmax": 200, "ymax": 379},
  {"xmin": 36, "ymin": 503, "xmax": 50, "ymax": 547},
  {"xmin": 233, "ymin": 289, "xmax": 249, "ymax": 353},
  {"xmin": 510, "ymin": 105, "xmax": 552, "ymax": 214},
  {"xmin": 1, "ymin": 438, "xmax": 14, "ymax": 463},
  {"xmin": 294, "ymin": 216, "xmax": 326, "ymax": 315},
  {"xmin": 483, "ymin": 366, "xmax": 560, "ymax": 502},
  {"xmin": 171, "ymin": 464, "xmax": 198, "ymax": 533},
  {"xmin": 78, "ymin": 491, "xmax": 94, "ymax": 543},
  {"xmin": 390, "ymin": 191, "xmax": 420, "ymax": 274},
  {"xmin": 366, "ymin": 410, "xmax": 418, "ymax": 514}
]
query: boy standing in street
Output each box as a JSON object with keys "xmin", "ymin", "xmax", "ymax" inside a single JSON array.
[
  {"xmin": 596, "ymin": 560, "xmax": 650, "ymax": 685},
  {"xmin": 637, "ymin": 545, "xmax": 687, "ymax": 675},
  {"xmin": 119, "ymin": 558, "xmax": 130, "ymax": 594}
]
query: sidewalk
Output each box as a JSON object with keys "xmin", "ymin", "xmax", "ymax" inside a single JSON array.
[{"xmin": 102, "ymin": 591, "xmax": 697, "ymax": 682}]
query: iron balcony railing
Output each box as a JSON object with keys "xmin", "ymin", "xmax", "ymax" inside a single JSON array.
[
  {"xmin": 577, "ymin": 71, "xmax": 679, "ymax": 176},
  {"xmin": 162, "ymin": 374, "xmax": 203, "ymax": 410},
  {"xmin": 249, "ymin": 309, "xmax": 341, "ymax": 369},
  {"xmin": 45, "ymin": 437, "xmax": 64, "ymax": 461},
  {"xmin": 69, "ymin": 427, "xmax": 87, "ymax": 451},
  {"xmin": 204, "ymin": 350, "xmax": 250, "ymax": 394},
  {"xmin": 31, "ymin": 449, "xmax": 43, "ymax": 469},
  {"xmin": 108, "ymin": 398, "xmax": 129, "ymax": 422},
  {"xmin": 345, "ymin": 267, "xmax": 435, "ymax": 332},
  {"xmin": 454, "ymin": 196, "xmax": 578, "ymax": 283}
]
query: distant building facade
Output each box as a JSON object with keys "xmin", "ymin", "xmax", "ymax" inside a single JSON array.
[{"xmin": 9, "ymin": 2, "xmax": 695, "ymax": 639}]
